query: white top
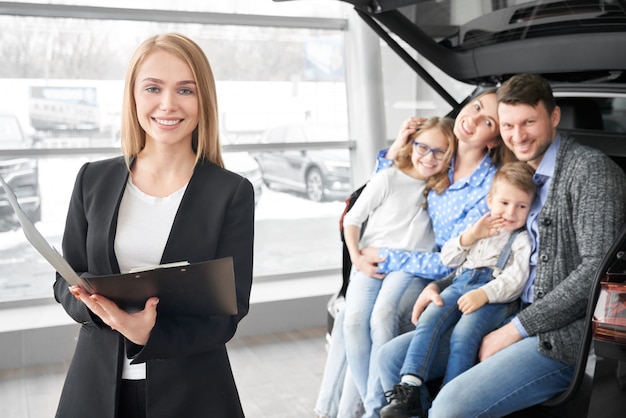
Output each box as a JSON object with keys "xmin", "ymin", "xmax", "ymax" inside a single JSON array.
[
  {"xmin": 114, "ymin": 178, "xmax": 187, "ymax": 380},
  {"xmin": 343, "ymin": 166, "xmax": 436, "ymax": 253},
  {"xmin": 440, "ymin": 227, "xmax": 531, "ymax": 303}
]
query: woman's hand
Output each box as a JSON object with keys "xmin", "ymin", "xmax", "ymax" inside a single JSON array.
[
  {"xmin": 386, "ymin": 116, "xmax": 426, "ymax": 160},
  {"xmin": 69, "ymin": 285, "xmax": 159, "ymax": 345},
  {"xmin": 355, "ymin": 247, "xmax": 386, "ymax": 279},
  {"xmin": 412, "ymin": 284, "xmax": 443, "ymax": 324}
]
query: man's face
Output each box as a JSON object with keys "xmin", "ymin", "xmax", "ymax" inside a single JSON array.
[{"xmin": 498, "ymin": 101, "xmax": 560, "ymax": 169}]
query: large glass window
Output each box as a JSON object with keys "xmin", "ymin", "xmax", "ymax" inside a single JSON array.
[{"xmin": 0, "ymin": 4, "xmax": 350, "ymax": 302}]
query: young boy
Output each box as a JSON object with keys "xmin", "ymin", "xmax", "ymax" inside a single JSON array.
[{"xmin": 380, "ymin": 161, "xmax": 536, "ymax": 418}]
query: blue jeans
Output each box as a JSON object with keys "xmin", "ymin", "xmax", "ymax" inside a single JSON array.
[
  {"xmin": 314, "ymin": 308, "xmax": 363, "ymax": 418},
  {"xmin": 430, "ymin": 336, "xmax": 574, "ymax": 417},
  {"xmin": 401, "ymin": 268, "xmax": 510, "ymax": 385},
  {"xmin": 315, "ymin": 276, "xmax": 427, "ymax": 418},
  {"xmin": 344, "ymin": 270, "xmax": 424, "ymax": 399},
  {"xmin": 378, "ymin": 330, "xmax": 450, "ymax": 393}
]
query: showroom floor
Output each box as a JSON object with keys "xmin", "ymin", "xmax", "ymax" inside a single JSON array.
[{"xmin": 0, "ymin": 327, "xmax": 329, "ymax": 418}]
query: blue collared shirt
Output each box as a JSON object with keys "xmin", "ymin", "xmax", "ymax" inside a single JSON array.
[
  {"xmin": 374, "ymin": 150, "xmax": 496, "ymax": 279},
  {"xmin": 512, "ymin": 135, "xmax": 560, "ymax": 337}
]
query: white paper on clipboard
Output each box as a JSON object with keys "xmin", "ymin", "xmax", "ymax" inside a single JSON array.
[{"xmin": 0, "ymin": 174, "xmax": 82, "ymax": 287}]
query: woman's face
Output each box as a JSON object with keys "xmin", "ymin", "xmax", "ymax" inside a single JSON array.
[
  {"xmin": 133, "ymin": 50, "xmax": 199, "ymax": 149},
  {"xmin": 454, "ymin": 92, "xmax": 500, "ymax": 150}
]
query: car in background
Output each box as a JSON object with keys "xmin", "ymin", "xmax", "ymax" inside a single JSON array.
[
  {"xmin": 0, "ymin": 114, "xmax": 42, "ymax": 231},
  {"xmin": 114, "ymin": 131, "xmax": 263, "ymax": 206},
  {"xmin": 307, "ymin": 0, "xmax": 626, "ymax": 416},
  {"xmin": 222, "ymin": 150, "xmax": 263, "ymax": 206},
  {"xmin": 253, "ymin": 122, "xmax": 351, "ymax": 202},
  {"xmin": 221, "ymin": 133, "xmax": 263, "ymax": 206}
]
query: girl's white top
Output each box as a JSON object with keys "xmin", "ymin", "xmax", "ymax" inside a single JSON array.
[{"xmin": 343, "ymin": 166, "xmax": 436, "ymax": 253}]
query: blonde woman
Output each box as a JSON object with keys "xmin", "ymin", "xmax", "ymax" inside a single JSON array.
[{"xmin": 54, "ymin": 33, "xmax": 254, "ymax": 418}]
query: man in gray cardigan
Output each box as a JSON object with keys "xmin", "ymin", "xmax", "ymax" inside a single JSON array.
[{"xmin": 399, "ymin": 74, "xmax": 626, "ymax": 417}]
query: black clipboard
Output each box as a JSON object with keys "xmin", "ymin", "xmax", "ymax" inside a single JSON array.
[
  {"xmin": 0, "ymin": 174, "xmax": 237, "ymax": 316},
  {"xmin": 82, "ymin": 258, "xmax": 238, "ymax": 316}
]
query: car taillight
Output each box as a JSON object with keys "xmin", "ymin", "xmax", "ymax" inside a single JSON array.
[{"xmin": 593, "ymin": 274, "xmax": 626, "ymax": 360}]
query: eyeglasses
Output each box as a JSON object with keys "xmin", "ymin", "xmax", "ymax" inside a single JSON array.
[{"xmin": 413, "ymin": 141, "xmax": 447, "ymax": 161}]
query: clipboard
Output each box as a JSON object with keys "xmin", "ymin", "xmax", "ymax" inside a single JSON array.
[
  {"xmin": 82, "ymin": 258, "xmax": 238, "ymax": 316},
  {"xmin": 0, "ymin": 174, "xmax": 237, "ymax": 316}
]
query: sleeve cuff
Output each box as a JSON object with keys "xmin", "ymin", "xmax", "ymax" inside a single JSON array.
[
  {"xmin": 377, "ymin": 247, "xmax": 392, "ymax": 274},
  {"xmin": 511, "ymin": 317, "xmax": 529, "ymax": 338},
  {"xmin": 374, "ymin": 149, "xmax": 393, "ymax": 173}
]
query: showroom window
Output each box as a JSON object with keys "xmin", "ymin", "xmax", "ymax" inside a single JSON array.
[{"xmin": 0, "ymin": 1, "xmax": 350, "ymax": 303}]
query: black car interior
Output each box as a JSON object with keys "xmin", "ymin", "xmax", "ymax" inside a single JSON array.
[{"xmin": 319, "ymin": 1, "xmax": 626, "ymax": 415}]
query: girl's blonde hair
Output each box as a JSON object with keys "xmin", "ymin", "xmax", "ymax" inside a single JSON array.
[
  {"xmin": 120, "ymin": 32, "xmax": 222, "ymax": 169},
  {"xmin": 395, "ymin": 116, "xmax": 456, "ymax": 198}
]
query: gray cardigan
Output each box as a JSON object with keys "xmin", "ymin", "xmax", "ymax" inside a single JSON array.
[
  {"xmin": 436, "ymin": 134, "xmax": 626, "ymax": 366},
  {"xmin": 517, "ymin": 134, "xmax": 626, "ymax": 366}
]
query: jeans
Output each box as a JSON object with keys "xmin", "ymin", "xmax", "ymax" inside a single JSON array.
[
  {"xmin": 314, "ymin": 308, "xmax": 363, "ymax": 418},
  {"xmin": 315, "ymin": 276, "xmax": 427, "ymax": 418},
  {"xmin": 401, "ymin": 268, "xmax": 510, "ymax": 385},
  {"xmin": 430, "ymin": 336, "xmax": 574, "ymax": 417},
  {"xmin": 377, "ymin": 330, "xmax": 450, "ymax": 395},
  {"xmin": 343, "ymin": 270, "xmax": 425, "ymax": 400}
]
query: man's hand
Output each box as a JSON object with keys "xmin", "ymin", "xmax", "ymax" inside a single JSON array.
[
  {"xmin": 479, "ymin": 321, "xmax": 522, "ymax": 361},
  {"xmin": 412, "ymin": 284, "xmax": 443, "ymax": 324},
  {"xmin": 458, "ymin": 288, "xmax": 489, "ymax": 314}
]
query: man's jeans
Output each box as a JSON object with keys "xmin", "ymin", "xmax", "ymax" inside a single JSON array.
[{"xmin": 430, "ymin": 336, "xmax": 574, "ymax": 417}]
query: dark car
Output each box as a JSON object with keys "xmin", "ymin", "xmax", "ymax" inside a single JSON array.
[
  {"xmin": 254, "ymin": 122, "xmax": 352, "ymax": 202},
  {"xmin": 308, "ymin": 0, "xmax": 626, "ymax": 416},
  {"xmin": 0, "ymin": 114, "xmax": 41, "ymax": 231}
]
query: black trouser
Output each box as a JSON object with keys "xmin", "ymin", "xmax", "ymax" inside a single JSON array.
[{"xmin": 118, "ymin": 379, "xmax": 147, "ymax": 418}]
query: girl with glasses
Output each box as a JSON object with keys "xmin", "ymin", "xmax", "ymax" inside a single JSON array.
[{"xmin": 341, "ymin": 117, "xmax": 456, "ymax": 417}]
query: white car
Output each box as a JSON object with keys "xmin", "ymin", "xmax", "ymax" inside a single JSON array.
[{"xmin": 222, "ymin": 150, "xmax": 263, "ymax": 206}]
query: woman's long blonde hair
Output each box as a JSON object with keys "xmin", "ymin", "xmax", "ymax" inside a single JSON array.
[{"xmin": 120, "ymin": 33, "xmax": 222, "ymax": 169}]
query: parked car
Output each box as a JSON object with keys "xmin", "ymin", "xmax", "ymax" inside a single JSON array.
[
  {"xmin": 312, "ymin": 0, "xmax": 626, "ymax": 416},
  {"xmin": 115, "ymin": 131, "xmax": 263, "ymax": 206},
  {"xmin": 254, "ymin": 122, "xmax": 352, "ymax": 202},
  {"xmin": 0, "ymin": 114, "xmax": 42, "ymax": 231},
  {"xmin": 221, "ymin": 133, "xmax": 264, "ymax": 206}
]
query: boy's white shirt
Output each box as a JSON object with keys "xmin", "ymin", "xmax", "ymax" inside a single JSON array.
[{"xmin": 441, "ymin": 227, "xmax": 532, "ymax": 303}]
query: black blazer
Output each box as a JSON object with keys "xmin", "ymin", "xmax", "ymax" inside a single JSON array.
[{"xmin": 53, "ymin": 156, "xmax": 254, "ymax": 418}]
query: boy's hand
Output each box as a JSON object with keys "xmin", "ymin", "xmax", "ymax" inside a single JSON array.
[
  {"xmin": 460, "ymin": 212, "xmax": 505, "ymax": 246},
  {"xmin": 458, "ymin": 288, "xmax": 489, "ymax": 314}
]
